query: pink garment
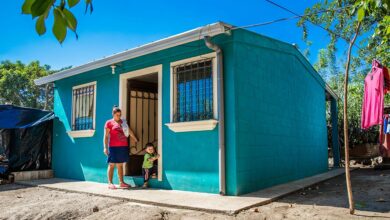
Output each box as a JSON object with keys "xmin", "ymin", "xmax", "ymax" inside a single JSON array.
[{"xmin": 361, "ymin": 60, "xmax": 385, "ymax": 129}]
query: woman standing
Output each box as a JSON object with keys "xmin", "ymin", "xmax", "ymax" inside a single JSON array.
[{"xmin": 103, "ymin": 106, "xmax": 138, "ymax": 189}]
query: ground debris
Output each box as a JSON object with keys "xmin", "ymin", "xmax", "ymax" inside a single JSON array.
[
  {"xmin": 92, "ymin": 206, "xmax": 99, "ymax": 212},
  {"xmin": 160, "ymin": 211, "xmax": 169, "ymax": 220}
]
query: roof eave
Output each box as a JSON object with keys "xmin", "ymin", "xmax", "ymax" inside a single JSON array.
[
  {"xmin": 35, "ymin": 22, "xmax": 232, "ymax": 86},
  {"xmin": 325, "ymin": 83, "xmax": 339, "ymax": 100}
]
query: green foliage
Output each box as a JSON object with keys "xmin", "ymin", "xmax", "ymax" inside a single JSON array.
[
  {"xmin": 354, "ymin": 0, "xmax": 390, "ymax": 65},
  {"xmin": 22, "ymin": 0, "xmax": 93, "ymax": 43},
  {"xmin": 53, "ymin": 8, "xmax": 68, "ymax": 43},
  {"xmin": 0, "ymin": 61, "xmax": 54, "ymax": 110}
]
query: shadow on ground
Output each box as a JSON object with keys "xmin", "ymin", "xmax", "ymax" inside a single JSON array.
[{"xmin": 275, "ymin": 168, "xmax": 390, "ymax": 213}]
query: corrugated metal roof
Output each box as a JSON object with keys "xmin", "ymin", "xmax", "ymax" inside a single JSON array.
[{"xmin": 34, "ymin": 22, "xmax": 232, "ymax": 85}]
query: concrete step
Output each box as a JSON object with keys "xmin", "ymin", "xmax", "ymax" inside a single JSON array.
[{"xmin": 12, "ymin": 170, "xmax": 53, "ymax": 181}]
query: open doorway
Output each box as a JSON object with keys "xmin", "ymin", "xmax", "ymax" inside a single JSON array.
[
  {"xmin": 119, "ymin": 65, "xmax": 162, "ymax": 180},
  {"xmin": 124, "ymin": 73, "xmax": 158, "ymax": 176}
]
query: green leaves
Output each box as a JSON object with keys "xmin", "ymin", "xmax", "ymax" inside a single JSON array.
[
  {"xmin": 31, "ymin": 0, "xmax": 53, "ymax": 17},
  {"xmin": 53, "ymin": 8, "xmax": 67, "ymax": 43},
  {"xmin": 68, "ymin": 0, "xmax": 80, "ymax": 8},
  {"xmin": 0, "ymin": 61, "xmax": 54, "ymax": 110},
  {"xmin": 357, "ymin": 7, "xmax": 365, "ymax": 21},
  {"xmin": 35, "ymin": 15, "xmax": 46, "ymax": 35},
  {"xmin": 85, "ymin": 0, "xmax": 93, "ymax": 14},
  {"xmin": 52, "ymin": 8, "xmax": 78, "ymax": 43},
  {"xmin": 22, "ymin": 0, "xmax": 35, "ymax": 14},
  {"xmin": 21, "ymin": 0, "xmax": 93, "ymax": 43},
  {"xmin": 63, "ymin": 9, "xmax": 77, "ymax": 32}
]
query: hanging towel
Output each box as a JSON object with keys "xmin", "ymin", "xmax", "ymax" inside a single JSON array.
[{"xmin": 361, "ymin": 60, "xmax": 386, "ymax": 129}]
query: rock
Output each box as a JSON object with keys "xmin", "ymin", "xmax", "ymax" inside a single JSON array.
[
  {"xmin": 253, "ymin": 208, "xmax": 259, "ymax": 212},
  {"xmin": 92, "ymin": 206, "xmax": 99, "ymax": 212}
]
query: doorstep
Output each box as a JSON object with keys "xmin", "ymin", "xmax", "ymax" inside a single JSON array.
[
  {"xmin": 12, "ymin": 170, "xmax": 53, "ymax": 181},
  {"xmin": 16, "ymin": 168, "xmax": 348, "ymax": 215}
]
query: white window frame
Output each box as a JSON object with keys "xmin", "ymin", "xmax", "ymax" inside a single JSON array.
[
  {"xmin": 67, "ymin": 81, "xmax": 97, "ymax": 138},
  {"xmin": 166, "ymin": 52, "xmax": 218, "ymax": 132}
]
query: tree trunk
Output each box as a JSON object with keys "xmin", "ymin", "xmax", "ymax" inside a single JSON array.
[{"xmin": 343, "ymin": 21, "xmax": 361, "ymax": 215}]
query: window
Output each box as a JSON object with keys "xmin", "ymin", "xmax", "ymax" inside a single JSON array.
[
  {"xmin": 172, "ymin": 58, "xmax": 214, "ymax": 122},
  {"xmin": 71, "ymin": 82, "xmax": 96, "ymax": 131}
]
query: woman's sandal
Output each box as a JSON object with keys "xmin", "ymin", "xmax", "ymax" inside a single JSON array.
[
  {"xmin": 119, "ymin": 182, "xmax": 131, "ymax": 189},
  {"xmin": 108, "ymin": 183, "xmax": 117, "ymax": 190}
]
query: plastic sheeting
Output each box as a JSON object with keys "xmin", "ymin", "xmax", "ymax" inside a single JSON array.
[
  {"xmin": 0, "ymin": 105, "xmax": 54, "ymax": 176},
  {"xmin": 0, "ymin": 105, "xmax": 55, "ymax": 129}
]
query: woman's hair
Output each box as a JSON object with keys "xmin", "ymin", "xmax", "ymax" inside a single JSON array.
[{"xmin": 112, "ymin": 105, "xmax": 121, "ymax": 115}]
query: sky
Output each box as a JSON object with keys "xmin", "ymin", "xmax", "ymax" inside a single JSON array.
[{"xmin": 0, "ymin": 0, "xmax": 337, "ymax": 70}]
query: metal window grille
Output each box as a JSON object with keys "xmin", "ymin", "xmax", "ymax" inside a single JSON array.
[
  {"xmin": 173, "ymin": 58, "xmax": 213, "ymax": 122},
  {"xmin": 72, "ymin": 84, "xmax": 95, "ymax": 130}
]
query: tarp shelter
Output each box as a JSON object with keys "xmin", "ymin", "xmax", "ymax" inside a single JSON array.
[{"xmin": 0, "ymin": 105, "xmax": 54, "ymax": 176}]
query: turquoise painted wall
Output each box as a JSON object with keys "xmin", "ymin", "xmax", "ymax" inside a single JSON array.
[
  {"xmin": 52, "ymin": 28, "xmax": 329, "ymax": 196},
  {"xmin": 52, "ymin": 34, "xmax": 237, "ymax": 194},
  {"xmin": 232, "ymin": 29, "xmax": 328, "ymax": 195}
]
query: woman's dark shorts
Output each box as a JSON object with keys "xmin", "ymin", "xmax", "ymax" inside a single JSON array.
[{"xmin": 107, "ymin": 146, "xmax": 129, "ymax": 163}]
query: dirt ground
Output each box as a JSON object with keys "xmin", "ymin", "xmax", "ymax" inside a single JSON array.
[{"xmin": 0, "ymin": 168, "xmax": 389, "ymax": 220}]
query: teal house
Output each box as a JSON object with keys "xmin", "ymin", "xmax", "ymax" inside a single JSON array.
[{"xmin": 35, "ymin": 22, "xmax": 340, "ymax": 196}]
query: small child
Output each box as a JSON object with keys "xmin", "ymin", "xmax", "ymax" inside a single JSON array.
[{"xmin": 142, "ymin": 143, "xmax": 159, "ymax": 188}]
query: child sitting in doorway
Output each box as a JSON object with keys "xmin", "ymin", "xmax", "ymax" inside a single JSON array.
[{"xmin": 142, "ymin": 143, "xmax": 160, "ymax": 188}]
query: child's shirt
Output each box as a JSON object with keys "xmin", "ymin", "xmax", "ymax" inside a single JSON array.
[{"xmin": 142, "ymin": 153, "xmax": 155, "ymax": 169}]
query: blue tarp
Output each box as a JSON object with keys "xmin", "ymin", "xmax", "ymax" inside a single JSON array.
[
  {"xmin": 0, "ymin": 105, "xmax": 55, "ymax": 129},
  {"xmin": 0, "ymin": 105, "xmax": 54, "ymax": 176}
]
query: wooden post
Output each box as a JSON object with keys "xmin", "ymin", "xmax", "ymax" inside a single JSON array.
[{"xmin": 343, "ymin": 21, "xmax": 361, "ymax": 215}]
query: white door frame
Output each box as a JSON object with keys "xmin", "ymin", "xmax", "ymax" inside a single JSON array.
[{"xmin": 119, "ymin": 64, "xmax": 163, "ymax": 181}]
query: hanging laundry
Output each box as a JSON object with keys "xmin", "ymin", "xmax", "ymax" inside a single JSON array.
[
  {"xmin": 383, "ymin": 63, "xmax": 390, "ymax": 93},
  {"xmin": 361, "ymin": 60, "xmax": 389, "ymax": 129},
  {"xmin": 383, "ymin": 115, "xmax": 390, "ymax": 134}
]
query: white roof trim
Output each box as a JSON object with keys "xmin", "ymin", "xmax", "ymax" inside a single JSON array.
[
  {"xmin": 35, "ymin": 22, "xmax": 232, "ymax": 85},
  {"xmin": 325, "ymin": 83, "xmax": 339, "ymax": 100}
]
